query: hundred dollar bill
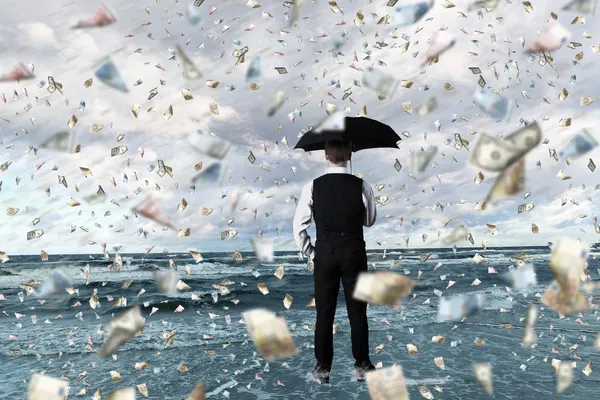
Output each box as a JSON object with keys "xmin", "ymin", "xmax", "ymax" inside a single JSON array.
[
  {"xmin": 28, "ymin": 373, "xmax": 69, "ymax": 400},
  {"xmin": 469, "ymin": 133, "xmax": 523, "ymax": 172},
  {"xmin": 391, "ymin": 0, "xmax": 433, "ymax": 27},
  {"xmin": 113, "ymin": 253, "xmax": 122, "ymax": 272},
  {"xmin": 98, "ymin": 305, "xmax": 146, "ymax": 358},
  {"xmin": 353, "ymin": 271, "xmax": 413, "ymax": 307},
  {"xmin": 366, "ymin": 364, "xmax": 409, "ymax": 400},
  {"xmin": 473, "ymin": 88, "xmax": 513, "ymax": 121},
  {"xmin": 111, "ymin": 145, "xmax": 128, "ymax": 157},
  {"xmin": 559, "ymin": 129, "xmax": 597, "ymax": 159},
  {"xmin": 27, "ymin": 229, "xmax": 44, "ymax": 240},
  {"xmin": 362, "ymin": 67, "xmax": 400, "ymax": 99},
  {"xmin": 243, "ymin": 308, "xmax": 298, "ymax": 360},
  {"xmin": 221, "ymin": 229, "xmax": 238, "ymax": 240},
  {"xmin": 470, "ymin": 123, "xmax": 541, "ymax": 172},
  {"xmin": 517, "ymin": 202, "xmax": 534, "ymax": 213},
  {"xmin": 188, "ymin": 129, "xmax": 231, "ymax": 160},
  {"xmin": 438, "ymin": 293, "xmax": 484, "ymax": 321},
  {"xmin": 503, "ymin": 122, "xmax": 542, "ymax": 152}
]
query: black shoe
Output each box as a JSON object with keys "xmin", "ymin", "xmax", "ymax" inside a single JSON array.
[
  {"xmin": 355, "ymin": 360, "xmax": 375, "ymax": 382},
  {"xmin": 311, "ymin": 362, "xmax": 331, "ymax": 384}
]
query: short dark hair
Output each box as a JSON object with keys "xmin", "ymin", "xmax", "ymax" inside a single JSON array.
[{"xmin": 325, "ymin": 140, "xmax": 352, "ymax": 163}]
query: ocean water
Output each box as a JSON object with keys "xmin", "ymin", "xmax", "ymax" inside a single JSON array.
[{"xmin": 1, "ymin": 247, "xmax": 599, "ymax": 399}]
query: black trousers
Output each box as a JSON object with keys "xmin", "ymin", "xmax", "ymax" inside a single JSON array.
[{"xmin": 313, "ymin": 239, "xmax": 370, "ymax": 370}]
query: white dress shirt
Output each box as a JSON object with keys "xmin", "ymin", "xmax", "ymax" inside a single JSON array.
[{"xmin": 293, "ymin": 166, "xmax": 377, "ymax": 260}]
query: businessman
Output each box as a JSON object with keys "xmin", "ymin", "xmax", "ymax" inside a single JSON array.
[{"xmin": 293, "ymin": 139, "xmax": 377, "ymax": 384}]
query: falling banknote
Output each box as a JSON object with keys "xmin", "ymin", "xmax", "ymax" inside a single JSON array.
[
  {"xmin": 251, "ymin": 237, "xmax": 274, "ymax": 262},
  {"xmin": 366, "ymin": 364, "xmax": 409, "ymax": 400},
  {"xmin": 176, "ymin": 45, "xmax": 203, "ymax": 80},
  {"xmin": 186, "ymin": 3, "xmax": 202, "ymax": 25},
  {"xmin": 526, "ymin": 20, "xmax": 572, "ymax": 53},
  {"xmin": 187, "ymin": 382, "xmax": 206, "ymax": 400},
  {"xmin": 423, "ymin": 31, "xmax": 456, "ymax": 65},
  {"xmin": 391, "ymin": 0, "xmax": 433, "ymax": 27},
  {"xmin": 502, "ymin": 264, "xmax": 537, "ymax": 290},
  {"xmin": 36, "ymin": 268, "xmax": 74, "ymax": 297},
  {"xmin": 106, "ymin": 388, "xmax": 136, "ymax": 400},
  {"xmin": 353, "ymin": 271, "xmax": 414, "ymax": 307},
  {"xmin": 243, "ymin": 308, "xmax": 298, "ymax": 360},
  {"xmin": 473, "ymin": 88, "xmax": 513, "ymax": 121},
  {"xmin": 28, "ymin": 373, "xmax": 69, "ymax": 400},
  {"xmin": 549, "ymin": 237, "xmax": 588, "ymax": 293},
  {"xmin": 94, "ymin": 57, "xmax": 128, "ymax": 92},
  {"xmin": 411, "ymin": 146, "xmax": 437, "ymax": 173},
  {"xmin": 362, "ymin": 67, "xmax": 400, "ymax": 99},
  {"xmin": 72, "ymin": 3, "xmax": 117, "ymax": 28},
  {"xmin": 562, "ymin": 0, "xmax": 598, "ymax": 14},
  {"xmin": 27, "ymin": 229, "xmax": 44, "ymax": 240},
  {"xmin": 542, "ymin": 237, "xmax": 590, "ymax": 315},
  {"xmin": 154, "ymin": 270, "xmax": 179, "ymax": 295},
  {"xmin": 438, "ymin": 294, "xmax": 485, "ymax": 321},
  {"xmin": 132, "ymin": 197, "xmax": 176, "ymax": 229},
  {"xmin": 470, "ymin": 122, "xmax": 541, "ymax": 172},
  {"xmin": 467, "ymin": 0, "xmax": 499, "ymax": 11},
  {"xmin": 221, "ymin": 229, "xmax": 238, "ymax": 240},
  {"xmin": 192, "ymin": 161, "xmax": 227, "ymax": 185},
  {"xmin": 559, "ymin": 129, "xmax": 598, "ymax": 159},
  {"xmin": 98, "ymin": 305, "xmax": 146, "ymax": 358},
  {"xmin": 482, "ymin": 159, "xmax": 525, "ymax": 208},
  {"xmin": 111, "ymin": 145, "xmax": 128, "ymax": 157},
  {"xmin": 188, "ymin": 129, "xmax": 231, "ymax": 160}
]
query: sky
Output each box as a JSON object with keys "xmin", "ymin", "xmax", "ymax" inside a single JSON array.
[{"xmin": 0, "ymin": 0, "xmax": 599, "ymax": 255}]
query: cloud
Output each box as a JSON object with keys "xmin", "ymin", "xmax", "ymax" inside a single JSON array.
[
  {"xmin": 0, "ymin": 0, "xmax": 598, "ymax": 255},
  {"xmin": 18, "ymin": 22, "xmax": 59, "ymax": 50}
]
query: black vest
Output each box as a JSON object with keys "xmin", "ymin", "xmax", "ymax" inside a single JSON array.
[{"xmin": 313, "ymin": 173, "xmax": 364, "ymax": 243}]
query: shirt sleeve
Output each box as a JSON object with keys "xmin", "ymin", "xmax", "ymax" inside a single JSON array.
[
  {"xmin": 293, "ymin": 182, "xmax": 315, "ymax": 259},
  {"xmin": 362, "ymin": 181, "xmax": 377, "ymax": 227}
]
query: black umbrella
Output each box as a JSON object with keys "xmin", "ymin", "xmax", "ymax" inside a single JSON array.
[{"xmin": 294, "ymin": 116, "xmax": 401, "ymax": 152}]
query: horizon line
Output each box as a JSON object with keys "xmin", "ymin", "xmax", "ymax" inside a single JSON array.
[{"xmin": 1, "ymin": 244, "xmax": 561, "ymax": 257}]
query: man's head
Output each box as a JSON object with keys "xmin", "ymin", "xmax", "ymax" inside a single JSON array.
[{"xmin": 325, "ymin": 140, "xmax": 352, "ymax": 166}]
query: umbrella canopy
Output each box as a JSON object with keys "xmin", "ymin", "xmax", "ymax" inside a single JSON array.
[{"xmin": 294, "ymin": 116, "xmax": 401, "ymax": 152}]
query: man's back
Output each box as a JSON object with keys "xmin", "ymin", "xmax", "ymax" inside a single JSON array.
[{"xmin": 313, "ymin": 173, "xmax": 365, "ymax": 240}]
